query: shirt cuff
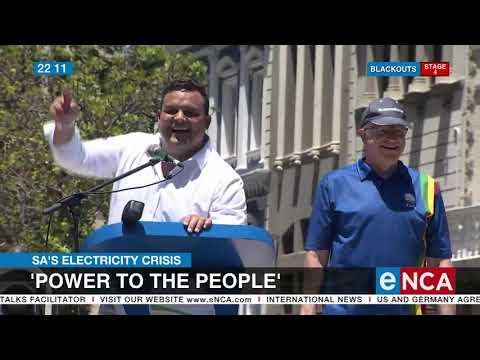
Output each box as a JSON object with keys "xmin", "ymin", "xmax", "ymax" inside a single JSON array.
[
  {"xmin": 43, "ymin": 121, "xmax": 82, "ymax": 157},
  {"xmin": 426, "ymin": 248, "xmax": 452, "ymax": 260}
]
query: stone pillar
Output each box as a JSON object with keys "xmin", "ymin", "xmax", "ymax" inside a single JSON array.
[
  {"xmin": 436, "ymin": 45, "xmax": 468, "ymax": 84},
  {"xmin": 274, "ymin": 45, "xmax": 295, "ymax": 171},
  {"xmin": 358, "ymin": 45, "xmax": 381, "ymax": 108},
  {"xmin": 384, "ymin": 45, "xmax": 405, "ymax": 100},
  {"xmin": 409, "ymin": 45, "xmax": 434, "ymax": 93},
  {"xmin": 310, "ymin": 45, "xmax": 334, "ymax": 159},
  {"xmin": 332, "ymin": 45, "xmax": 351, "ymax": 166},
  {"xmin": 261, "ymin": 45, "xmax": 274, "ymax": 170},
  {"xmin": 292, "ymin": 45, "xmax": 314, "ymax": 165}
]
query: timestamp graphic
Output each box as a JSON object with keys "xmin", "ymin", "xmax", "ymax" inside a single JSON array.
[{"xmin": 33, "ymin": 61, "xmax": 74, "ymax": 76}]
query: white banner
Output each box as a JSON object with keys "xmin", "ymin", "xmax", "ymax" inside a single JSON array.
[{"xmin": 1, "ymin": 294, "xmax": 480, "ymax": 305}]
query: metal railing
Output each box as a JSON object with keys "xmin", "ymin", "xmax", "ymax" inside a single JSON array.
[{"xmin": 447, "ymin": 205, "xmax": 480, "ymax": 261}]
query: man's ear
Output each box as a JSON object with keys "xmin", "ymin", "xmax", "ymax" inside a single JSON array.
[
  {"xmin": 357, "ymin": 128, "xmax": 366, "ymax": 144},
  {"xmin": 206, "ymin": 115, "xmax": 211, "ymax": 129}
]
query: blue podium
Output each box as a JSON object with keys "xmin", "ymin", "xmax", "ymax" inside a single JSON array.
[{"xmin": 82, "ymin": 222, "xmax": 275, "ymax": 315}]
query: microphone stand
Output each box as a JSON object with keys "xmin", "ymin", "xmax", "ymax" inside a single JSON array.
[
  {"xmin": 44, "ymin": 157, "xmax": 163, "ymax": 252},
  {"xmin": 44, "ymin": 157, "xmax": 166, "ymax": 315}
]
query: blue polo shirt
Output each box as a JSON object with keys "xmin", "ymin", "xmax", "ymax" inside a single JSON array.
[{"xmin": 305, "ymin": 158, "xmax": 452, "ymax": 315}]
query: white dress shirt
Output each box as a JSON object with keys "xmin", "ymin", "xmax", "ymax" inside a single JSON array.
[{"xmin": 43, "ymin": 122, "xmax": 247, "ymax": 226}]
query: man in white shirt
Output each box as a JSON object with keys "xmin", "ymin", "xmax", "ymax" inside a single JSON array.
[
  {"xmin": 44, "ymin": 80, "xmax": 247, "ymax": 315},
  {"xmin": 45, "ymin": 80, "xmax": 247, "ymax": 229}
]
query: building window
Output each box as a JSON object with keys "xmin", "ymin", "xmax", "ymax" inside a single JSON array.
[
  {"xmin": 244, "ymin": 46, "xmax": 265, "ymax": 166},
  {"xmin": 433, "ymin": 45, "xmax": 442, "ymax": 62},
  {"xmin": 220, "ymin": 75, "xmax": 238, "ymax": 158},
  {"xmin": 281, "ymin": 223, "xmax": 294, "ymax": 255},
  {"xmin": 291, "ymin": 45, "xmax": 298, "ymax": 79},
  {"xmin": 248, "ymin": 68, "xmax": 263, "ymax": 153},
  {"xmin": 217, "ymin": 53, "xmax": 239, "ymax": 161}
]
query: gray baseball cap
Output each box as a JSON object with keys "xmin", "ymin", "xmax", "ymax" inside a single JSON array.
[{"xmin": 360, "ymin": 97, "xmax": 408, "ymax": 128}]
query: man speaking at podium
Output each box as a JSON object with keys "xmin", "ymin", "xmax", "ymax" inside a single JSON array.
[{"xmin": 43, "ymin": 79, "xmax": 247, "ymax": 315}]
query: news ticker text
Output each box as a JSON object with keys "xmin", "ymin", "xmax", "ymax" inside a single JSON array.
[{"xmin": 1, "ymin": 294, "xmax": 479, "ymax": 305}]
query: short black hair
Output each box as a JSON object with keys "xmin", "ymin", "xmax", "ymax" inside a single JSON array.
[{"xmin": 159, "ymin": 79, "xmax": 209, "ymax": 116}]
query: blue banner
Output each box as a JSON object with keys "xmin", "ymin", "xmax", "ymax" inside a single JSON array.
[
  {"xmin": 0, "ymin": 253, "xmax": 191, "ymax": 268},
  {"xmin": 368, "ymin": 62, "xmax": 420, "ymax": 77},
  {"xmin": 33, "ymin": 61, "xmax": 74, "ymax": 76}
]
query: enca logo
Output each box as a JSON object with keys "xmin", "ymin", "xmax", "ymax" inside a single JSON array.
[{"xmin": 376, "ymin": 267, "xmax": 456, "ymax": 294}]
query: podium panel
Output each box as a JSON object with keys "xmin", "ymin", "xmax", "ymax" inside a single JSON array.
[{"xmin": 82, "ymin": 222, "xmax": 275, "ymax": 315}]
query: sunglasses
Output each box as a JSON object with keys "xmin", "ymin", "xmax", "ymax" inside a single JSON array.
[{"xmin": 364, "ymin": 125, "xmax": 408, "ymax": 138}]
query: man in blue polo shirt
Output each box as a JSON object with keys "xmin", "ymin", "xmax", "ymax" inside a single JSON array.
[{"xmin": 300, "ymin": 97, "xmax": 454, "ymax": 315}]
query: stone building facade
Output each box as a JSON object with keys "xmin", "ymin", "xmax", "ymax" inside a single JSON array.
[{"xmin": 168, "ymin": 45, "xmax": 480, "ymax": 314}]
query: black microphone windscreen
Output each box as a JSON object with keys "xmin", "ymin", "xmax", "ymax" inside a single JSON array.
[{"xmin": 121, "ymin": 200, "xmax": 144, "ymax": 224}]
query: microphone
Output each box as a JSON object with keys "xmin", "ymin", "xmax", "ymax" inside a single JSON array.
[
  {"xmin": 146, "ymin": 144, "xmax": 183, "ymax": 167},
  {"xmin": 121, "ymin": 200, "xmax": 144, "ymax": 225}
]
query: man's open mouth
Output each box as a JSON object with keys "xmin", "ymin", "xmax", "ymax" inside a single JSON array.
[
  {"xmin": 172, "ymin": 128, "xmax": 190, "ymax": 133},
  {"xmin": 381, "ymin": 145, "xmax": 399, "ymax": 150}
]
